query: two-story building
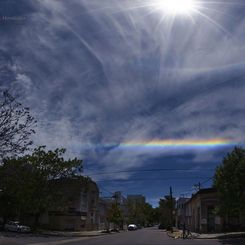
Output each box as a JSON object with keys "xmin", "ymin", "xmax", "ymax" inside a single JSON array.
[
  {"xmin": 175, "ymin": 197, "xmax": 189, "ymax": 229},
  {"xmin": 39, "ymin": 176, "xmax": 99, "ymax": 231}
]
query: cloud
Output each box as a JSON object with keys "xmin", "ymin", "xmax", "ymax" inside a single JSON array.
[{"xmin": 1, "ymin": 0, "xmax": 245, "ymax": 201}]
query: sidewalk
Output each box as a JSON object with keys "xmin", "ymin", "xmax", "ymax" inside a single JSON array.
[
  {"xmin": 35, "ymin": 229, "xmax": 121, "ymax": 237},
  {"xmin": 195, "ymin": 231, "xmax": 245, "ymax": 239},
  {"xmin": 167, "ymin": 229, "xmax": 245, "ymax": 239}
]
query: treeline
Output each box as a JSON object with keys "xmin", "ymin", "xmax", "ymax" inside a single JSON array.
[
  {"xmin": 0, "ymin": 90, "xmax": 82, "ymax": 227},
  {"xmin": 214, "ymin": 147, "xmax": 245, "ymax": 224}
]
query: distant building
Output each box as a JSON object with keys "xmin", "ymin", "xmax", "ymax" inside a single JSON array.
[
  {"xmin": 115, "ymin": 192, "xmax": 128, "ymax": 229},
  {"xmin": 98, "ymin": 197, "xmax": 112, "ymax": 230},
  {"xmin": 99, "ymin": 191, "xmax": 128, "ymax": 230},
  {"xmin": 114, "ymin": 191, "xmax": 126, "ymax": 205},
  {"xmin": 175, "ymin": 197, "xmax": 189, "ymax": 229},
  {"xmin": 127, "ymin": 195, "xmax": 146, "ymax": 205}
]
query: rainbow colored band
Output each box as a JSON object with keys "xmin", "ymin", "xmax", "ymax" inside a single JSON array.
[{"xmin": 114, "ymin": 139, "xmax": 235, "ymax": 149}]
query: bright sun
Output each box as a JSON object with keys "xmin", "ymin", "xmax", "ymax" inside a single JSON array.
[{"xmin": 153, "ymin": 0, "xmax": 199, "ymax": 15}]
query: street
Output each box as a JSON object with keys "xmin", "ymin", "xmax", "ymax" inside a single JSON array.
[{"xmin": 1, "ymin": 228, "xmax": 245, "ymax": 245}]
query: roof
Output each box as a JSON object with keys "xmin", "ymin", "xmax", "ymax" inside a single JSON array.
[
  {"xmin": 49, "ymin": 176, "xmax": 99, "ymax": 192},
  {"xmin": 184, "ymin": 187, "xmax": 217, "ymax": 204}
]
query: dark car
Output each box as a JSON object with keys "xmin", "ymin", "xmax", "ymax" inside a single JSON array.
[
  {"xmin": 0, "ymin": 219, "xmax": 3, "ymax": 231},
  {"xmin": 4, "ymin": 221, "xmax": 31, "ymax": 233},
  {"xmin": 158, "ymin": 223, "xmax": 165, "ymax": 229}
]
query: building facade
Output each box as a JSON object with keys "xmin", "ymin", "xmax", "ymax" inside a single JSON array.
[
  {"xmin": 98, "ymin": 191, "xmax": 128, "ymax": 230},
  {"xmin": 183, "ymin": 188, "xmax": 222, "ymax": 233},
  {"xmin": 127, "ymin": 195, "xmax": 146, "ymax": 205},
  {"xmin": 40, "ymin": 177, "xmax": 100, "ymax": 231},
  {"xmin": 175, "ymin": 197, "xmax": 189, "ymax": 229}
]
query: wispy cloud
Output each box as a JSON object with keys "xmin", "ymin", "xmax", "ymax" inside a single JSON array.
[{"xmin": 1, "ymin": 0, "xmax": 245, "ymax": 200}]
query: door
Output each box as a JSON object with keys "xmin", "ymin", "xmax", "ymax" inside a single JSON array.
[{"xmin": 207, "ymin": 206, "xmax": 215, "ymax": 232}]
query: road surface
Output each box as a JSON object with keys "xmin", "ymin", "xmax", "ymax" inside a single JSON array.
[{"xmin": 1, "ymin": 227, "xmax": 245, "ymax": 245}]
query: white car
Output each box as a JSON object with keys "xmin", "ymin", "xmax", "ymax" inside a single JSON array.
[
  {"xmin": 128, "ymin": 224, "xmax": 137, "ymax": 231},
  {"xmin": 4, "ymin": 221, "xmax": 31, "ymax": 233}
]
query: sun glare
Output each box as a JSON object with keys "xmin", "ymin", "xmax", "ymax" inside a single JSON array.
[{"xmin": 152, "ymin": 0, "xmax": 199, "ymax": 15}]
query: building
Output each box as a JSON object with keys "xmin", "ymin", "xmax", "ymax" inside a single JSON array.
[
  {"xmin": 115, "ymin": 192, "xmax": 128, "ymax": 229},
  {"xmin": 98, "ymin": 191, "xmax": 128, "ymax": 230},
  {"xmin": 38, "ymin": 176, "xmax": 100, "ymax": 231},
  {"xmin": 127, "ymin": 195, "xmax": 146, "ymax": 205},
  {"xmin": 175, "ymin": 197, "xmax": 189, "ymax": 229},
  {"xmin": 183, "ymin": 188, "xmax": 222, "ymax": 233},
  {"xmin": 98, "ymin": 197, "xmax": 113, "ymax": 231}
]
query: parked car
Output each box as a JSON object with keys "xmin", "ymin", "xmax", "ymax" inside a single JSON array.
[
  {"xmin": 128, "ymin": 224, "xmax": 137, "ymax": 231},
  {"xmin": 158, "ymin": 223, "xmax": 165, "ymax": 229},
  {"xmin": 0, "ymin": 218, "xmax": 4, "ymax": 231},
  {"xmin": 110, "ymin": 228, "xmax": 120, "ymax": 232},
  {"xmin": 4, "ymin": 221, "xmax": 31, "ymax": 233},
  {"xmin": 137, "ymin": 224, "xmax": 142, "ymax": 229}
]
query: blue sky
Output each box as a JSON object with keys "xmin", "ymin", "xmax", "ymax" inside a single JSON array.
[{"xmin": 1, "ymin": 0, "xmax": 245, "ymax": 207}]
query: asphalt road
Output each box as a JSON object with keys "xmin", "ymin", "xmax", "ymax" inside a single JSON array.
[{"xmin": 1, "ymin": 228, "xmax": 245, "ymax": 245}]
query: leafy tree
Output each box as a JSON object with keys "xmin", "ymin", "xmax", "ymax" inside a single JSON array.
[
  {"xmin": 158, "ymin": 195, "xmax": 176, "ymax": 228},
  {"xmin": 127, "ymin": 200, "xmax": 143, "ymax": 225},
  {"xmin": 127, "ymin": 201, "xmax": 155, "ymax": 226},
  {"xmin": 142, "ymin": 203, "xmax": 155, "ymax": 226},
  {"xmin": 153, "ymin": 207, "xmax": 160, "ymax": 223},
  {"xmin": 0, "ymin": 90, "xmax": 36, "ymax": 159},
  {"xmin": 213, "ymin": 147, "xmax": 245, "ymax": 223},
  {"xmin": 107, "ymin": 202, "xmax": 123, "ymax": 229},
  {"xmin": 0, "ymin": 146, "xmax": 82, "ymax": 227}
]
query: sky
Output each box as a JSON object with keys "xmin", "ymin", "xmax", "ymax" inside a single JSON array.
[{"xmin": 1, "ymin": 0, "xmax": 245, "ymax": 207}]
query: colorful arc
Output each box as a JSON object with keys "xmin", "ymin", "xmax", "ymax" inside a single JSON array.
[{"xmin": 117, "ymin": 139, "xmax": 235, "ymax": 148}]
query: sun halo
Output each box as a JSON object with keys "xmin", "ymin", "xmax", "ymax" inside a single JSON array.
[{"xmin": 152, "ymin": 0, "xmax": 200, "ymax": 16}]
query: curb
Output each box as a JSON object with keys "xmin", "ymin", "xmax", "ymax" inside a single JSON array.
[
  {"xmin": 167, "ymin": 231, "xmax": 245, "ymax": 240},
  {"xmin": 196, "ymin": 233, "xmax": 245, "ymax": 240},
  {"xmin": 166, "ymin": 231, "xmax": 181, "ymax": 239}
]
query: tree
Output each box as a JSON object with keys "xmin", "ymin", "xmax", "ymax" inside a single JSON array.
[
  {"xmin": 213, "ymin": 147, "xmax": 245, "ymax": 224},
  {"xmin": 0, "ymin": 90, "xmax": 36, "ymax": 159},
  {"xmin": 158, "ymin": 195, "xmax": 176, "ymax": 229},
  {"xmin": 142, "ymin": 203, "xmax": 155, "ymax": 226},
  {"xmin": 107, "ymin": 202, "xmax": 123, "ymax": 229},
  {"xmin": 127, "ymin": 201, "xmax": 155, "ymax": 227},
  {"xmin": 0, "ymin": 146, "xmax": 82, "ymax": 227}
]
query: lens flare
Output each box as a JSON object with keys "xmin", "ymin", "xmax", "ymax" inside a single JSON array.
[{"xmin": 152, "ymin": 0, "xmax": 199, "ymax": 15}]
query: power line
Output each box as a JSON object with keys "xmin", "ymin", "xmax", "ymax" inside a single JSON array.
[
  {"xmin": 99, "ymin": 186, "xmax": 114, "ymax": 195},
  {"xmin": 178, "ymin": 176, "xmax": 214, "ymax": 196},
  {"xmin": 97, "ymin": 175, "xmax": 215, "ymax": 203},
  {"xmin": 85, "ymin": 168, "xmax": 215, "ymax": 176},
  {"xmin": 96, "ymin": 176, "xmax": 212, "ymax": 183},
  {"xmin": 200, "ymin": 176, "xmax": 213, "ymax": 185}
]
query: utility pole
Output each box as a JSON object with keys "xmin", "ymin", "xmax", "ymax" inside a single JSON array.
[
  {"xmin": 170, "ymin": 186, "xmax": 173, "ymax": 228},
  {"xmin": 194, "ymin": 182, "xmax": 201, "ymax": 192}
]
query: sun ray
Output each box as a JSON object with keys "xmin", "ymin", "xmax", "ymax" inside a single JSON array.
[
  {"xmin": 130, "ymin": 0, "xmax": 240, "ymax": 35},
  {"xmin": 151, "ymin": 0, "xmax": 199, "ymax": 15},
  {"xmin": 193, "ymin": 9, "xmax": 230, "ymax": 35}
]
